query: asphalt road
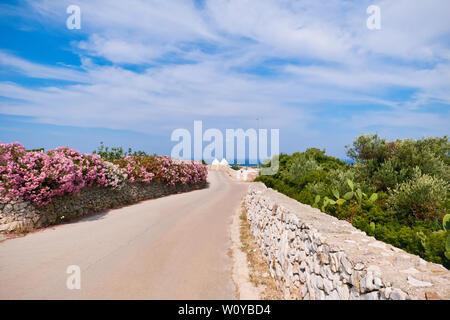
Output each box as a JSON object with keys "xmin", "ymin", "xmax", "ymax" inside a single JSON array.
[{"xmin": 0, "ymin": 170, "xmax": 249, "ymax": 299}]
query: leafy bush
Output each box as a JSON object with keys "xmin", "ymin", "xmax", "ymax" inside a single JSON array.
[
  {"xmin": 347, "ymin": 134, "xmax": 450, "ymax": 192},
  {"xmin": 256, "ymin": 135, "xmax": 449, "ymax": 268},
  {"xmin": 370, "ymin": 159, "xmax": 408, "ymax": 191},
  {"xmin": 387, "ymin": 167, "xmax": 448, "ymax": 222},
  {"xmin": 115, "ymin": 155, "xmax": 207, "ymax": 186},
  {"xmin": 305, "ymin": 181, "xmax": 327, "ymax": 196},
  {"xmin": 420, "ymin": 230, "xmax": 449, "ymax": 267},
  {"xmin": 0, "ymin": 142, "xmax": 207, "ymax": 206},
  {"xmin": 283, "ymin": 153, "xmax": 322, "ymax": 184},
  {"xmin": 327, "ymin": 168, "xmax": 363, "ymax": 196},
  {"xmin": 92, "ymin": 142, "xmax": 147, "ymax": 161},
  {"xmin": 0, "ymin": 143, "xmax": 127, "ymax": 206}
]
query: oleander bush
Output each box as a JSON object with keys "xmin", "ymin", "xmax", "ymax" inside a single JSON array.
[
  {"xmin": 0, "ymin": 142, "xmax": 207, "ymax": 207},
  {"xmin": 114, "ymin": 154, "xmax": 207, "ymax": 185},
  {"xmin": 256, "ymin": 135, "xmax": 450, "ymax": 268}
]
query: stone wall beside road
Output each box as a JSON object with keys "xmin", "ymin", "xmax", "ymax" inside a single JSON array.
[
  {"xmin": 0, "ymin": 181, "xmax": 206, "ymax": 233},
  {"xmin": 244, "ymin": 182, "xmax": 450, "ymax": 300}
]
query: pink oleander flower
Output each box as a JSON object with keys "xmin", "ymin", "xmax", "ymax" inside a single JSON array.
[{"xmin": 0, "ymin": 142, "xmax": 207, "ymax": 206}]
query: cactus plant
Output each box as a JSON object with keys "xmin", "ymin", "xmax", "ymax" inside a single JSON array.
[
  {"xmin": 444, "ymin": 214, "xmax": 450, "ymax": 231},
  {"xmin": 321, "ymin": 196, "xmax": 336, "ymax": 212},
  {"xmin": 325, "ymin": 179, "xmax": 378, "ymax": 209},
  {"xmin": 331, "ymin": 189, "xmax": 347, "ymax": 205},
  {"xmin": 344, "ymin": 179, "xmax": 378, "ymax": 205},
  {"xmin": 445, "ymin": 236, "xmax": 450, "ymax": 260},
  {"xmin": 315, "ymin": 180, "xmax": 379, "ymax": 212},
  {"xmin": 444, "ymin": 214, "xmax": 450, "ymax": 260}
]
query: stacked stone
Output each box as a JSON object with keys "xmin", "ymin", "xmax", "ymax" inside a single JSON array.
[
  {"xmin": 245, "ymin": 183, "xmax": 450, "ymax": 300},
  {"xmin": 0, "ymin": 181, "xmax": 206, "ymax": 233}
]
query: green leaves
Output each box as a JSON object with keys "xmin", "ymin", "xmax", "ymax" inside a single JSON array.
[
  {"xmin": 324, "ymin": 191, "xmax": 346, "ymax": 208},
  {"xmin": 329, "ymin": 178, "xmax": 378, "ymax": 206},
  {"xmin": 444, "ymin": 233, "xmax": 450, "ymax": 260},
  {"xmin": 416, "ymin": 231, "xmax": 427, "ymax": 247},
  {"xmin": 444, "ymin": 214, "xmax": 450, "ymax": 261},
  {"xmin": 368, "ymin": 193, "xmax": 378, "ymax": 203},
  {"xmin": 346, "ymin": 178, "xmax": 354, "ymax": 191},
  {"xmin": 321, "ymin": 196, "xmax": 330, "ymax": 212},
  {"xmin": 343, "ymin": 191, "xmax": 354, "ymax": 200},
  {"xmin": 340, "ymin": 179, "xmax": 379, "ymax": 205},
  {"xmin": 332, "ymin": 189, "xmax": 340, "ymax": 200},
  {"xmin": 255, "ymin": 134, "xmax": 449, "ymax": 269},
  {"xmin": 356, "ymin": 188, "xmax": 363, "ymax": 201},
  {"xmin": 443, "ymin": 214, "xmax": 450, "ymax": 231},
  {"xmin": 93, "ymin": 142, "xmax": 147, "ymax": 161},
  {"xmin": 320, "ymin": 196, "xmax": 340, "ymax": 211},
  {"xmin": 314, "ymin": 195, "xmax": 321, "ymax": 204}
]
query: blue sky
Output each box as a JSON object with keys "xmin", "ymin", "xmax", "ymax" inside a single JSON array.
[{"xmin": 0, "ymin": 0, "xmax": 449, "ymax": 161}]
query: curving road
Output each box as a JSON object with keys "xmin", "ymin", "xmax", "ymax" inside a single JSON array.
[{"xmin": 0, "ymin": 170, "xmax": 249, "ymax": 299}]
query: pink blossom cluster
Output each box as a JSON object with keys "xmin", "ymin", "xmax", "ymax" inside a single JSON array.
[
  {"xmin": 0, "ymin": 142, "xmax": 207, "ymax": 207},
  {"xmin": 116, "ymin": 155, "xmax": 208, "ymax": 186}
]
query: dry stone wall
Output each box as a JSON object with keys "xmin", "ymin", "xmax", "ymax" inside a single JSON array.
[
  {"xmin": 245, "ymin": 182, "xmax": 450, "ymax": 300},
  {"xmin": 0, "ymin": 181, "xmax": 206, "ymax": 233}
]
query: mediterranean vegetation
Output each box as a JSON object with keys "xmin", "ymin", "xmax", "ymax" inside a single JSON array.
[
  {"xmin": 0, "ymin": 142, "xmax": 207, "ymax": 207},
  {"xmin": 256, "ymin": 134, "xmax": 450, "ymax": 268}
]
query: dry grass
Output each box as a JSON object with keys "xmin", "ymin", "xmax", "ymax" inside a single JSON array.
[{"xmin": 239, "ymin": 204, "xmax": 282, "ymax": 300}]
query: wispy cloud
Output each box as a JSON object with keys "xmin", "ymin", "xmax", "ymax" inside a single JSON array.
[
  {"xmin": 0, "ymin": 0, "xmax": 449, "ymax": 156},
  {"xmin": 0, "ymin": 51, "xmax": 89, "ymax": 82}
]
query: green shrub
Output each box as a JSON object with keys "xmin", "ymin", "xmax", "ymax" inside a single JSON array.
[
  {"xmin": 26, "ymin": 147, "xmax": 45, "ymax": 152},
  {"xmin": 302, "ymin": 148, "xmax": 347, "ymax": 170},
  {"xmin": 332, "ymin": 203, "xmax": 363, "ymax": 222},
  {"xmin": 296, "ymin": 170, "xmax": 328, "ymax": 188},
  {"xmin": 347, "ymin": 135, "xmax": 450, "ymax": 192},
  {"xmin": 283, "ymin": 154, "xmax": 321, "ymax": 184},
  {"xmin": 388, "ymin": 168, "xmax": 449, "ymax": 221},
  {"xmin": 305, "ymin": 181, "xmax": 328, "ymax": 196},
  {"xmin": 327, "ymin": 168, "xmax": 360, "ymax": 197},
  {"xmin": 296, "ymin": 190, "xmax": 315, "ymax": 205},
  {"xmin": 93, "ymin": 142, "xmax": 147, "ymax": 161},
  {"xmin": 371, "ymin": 158, "xmax": 409, "ymax": 191},
  {"xmin": 346, "ymin": 134, "xmax": 393, "ymax": 164},
  {"xmin": 421, "ymin": 230, "xmax": 449, "ymax": 267},
  {"xmin": 255, "ymin": 135, "xmax": 449, "ymax": 268}
]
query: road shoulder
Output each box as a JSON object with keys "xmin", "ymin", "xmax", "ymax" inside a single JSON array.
[{"xmin": 230, "ymin": 202, "xmax": 261, "ymax": 299}]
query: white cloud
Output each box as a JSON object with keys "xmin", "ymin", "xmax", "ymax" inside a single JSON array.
[
  {"xmin": 0, "ymin": 61, "xmax": 308, "ymax": 134},
  {"xmin": 0, "ymin": 0, "xmax": 449, "ymax": 155},
  {"xmin": 357, "ymin": 0, "xmax": 450, "ymax": 61},
  {"xmin": 0, "ymin": 51, "xmax": 89, "ymax": 82}
]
